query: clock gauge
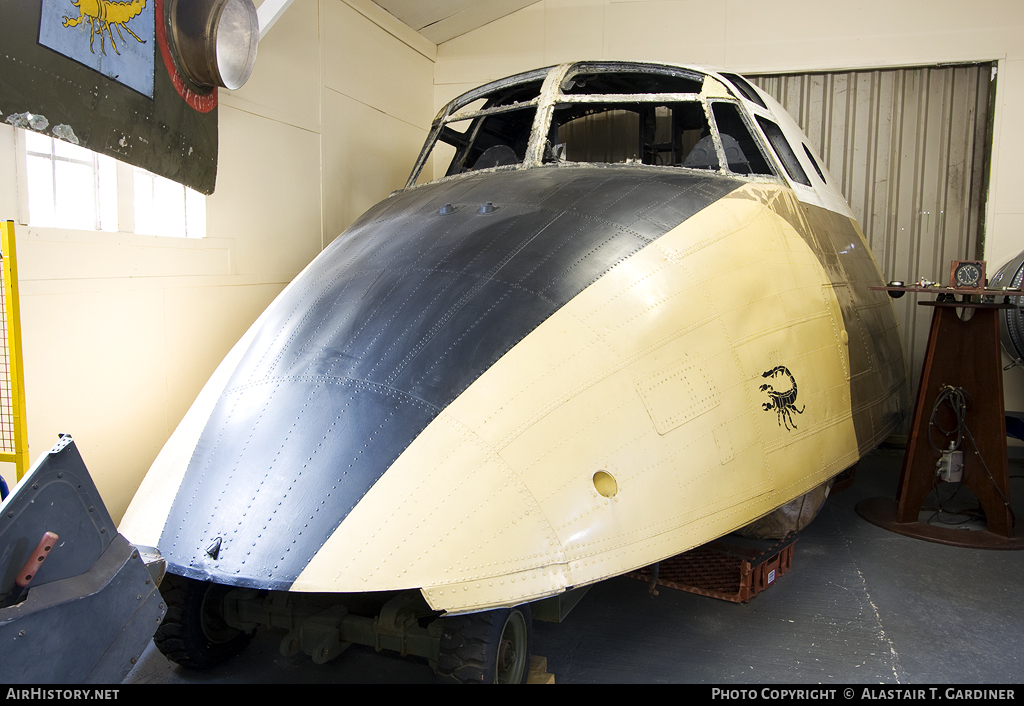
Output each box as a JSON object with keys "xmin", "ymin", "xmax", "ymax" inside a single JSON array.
[{"xmin": 950, "ymin": 260, "xmax": 986, "ymax": 290}]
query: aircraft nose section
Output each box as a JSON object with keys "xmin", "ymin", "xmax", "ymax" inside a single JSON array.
[{"xmin": 155, "ymin": 165, "xmax": 743, "ymax": 589}]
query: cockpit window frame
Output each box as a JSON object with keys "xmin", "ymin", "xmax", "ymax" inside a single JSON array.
[
  {"xmin": 404, "ymin": 63, "xmax": 785, "ymax": 188},
  {"xmin": 437, "ymin": 67, "xmax": 551, "ymax": 119},
  {"xmin": 559, "ymin": 62, "xmax": 711, "ymax": 96},
  {"xmin": 446, "ymin": 99, "xmax": 541, "ymax": 125},
  {"xmin": 707, "ymin": 99, "xmax": 777, "ymax": 178}
]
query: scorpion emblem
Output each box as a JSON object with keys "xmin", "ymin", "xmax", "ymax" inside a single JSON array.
[
  {"xmin": 62, "ymin": 0, "xmax": 147, "ymax": 56},
  {"xmin": 759, "ymin": 365, "xmax": 805, "ymax": 431}
]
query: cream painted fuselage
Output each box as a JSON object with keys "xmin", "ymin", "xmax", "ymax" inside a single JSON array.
[{"xmin": 120, "ymin": 63, "xmax": 907, "ymax": 615}]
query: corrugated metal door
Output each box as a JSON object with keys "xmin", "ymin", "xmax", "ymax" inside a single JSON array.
[{"xmin": 749, "ymin": 65, "xmax": 994, "ymax": 429}]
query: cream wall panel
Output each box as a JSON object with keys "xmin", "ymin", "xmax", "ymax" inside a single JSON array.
[
  {"xmin": 435, "ymin": 0, "xmax": 1021, "ymax": 76},
  {"xmin": 323, "ymin": 0, "xmax": 434, "ymax": 128},
  {"xmin": 604, "ymin": 0, "xmax": 725, "ymax": 66},
  {"xmin": 435, "ymin": 2, "xmax": 545, "ymax": 86},
  {"xmin": 208, "ymin": 106, "xmax": 323, "ymax": 278},
  {"xmin": 341, "ymin": 0, "xmax": 438, "ymax": 60},
  {"xmin": 20, "ymin": 289, "xmax": 168, "ymax": 521},
  {"xmin": 16, "ymin": 230, "xmax": 231, "ymax": 281},
  {"xmin": 723, "ymin": 0, "xmax": 1014, "ymax": 71},
  {"xmin": 990, "ymin": 60, "xmax": 1024, "ymax": 227},
  {"xmin": 990, "ymin": 216, "xmax": 1024, "ymax": 282},
  {"xmin": 221, "ymin": 0, "xmax": 321, "ymax": 132},
  {"xmin": 435, "ymin": 82, "xmax": 478, "ymax": 115},
  {"xmin": 543, "ymin": 0, "xmax": 605, "ymax": 66},
  {"xmin": 0, "ymin": 125, "xmax": 17, "ymax": 218},
  {"xmin": 321, "ymin": 88, "xmax": 428, "ymax": 241}
]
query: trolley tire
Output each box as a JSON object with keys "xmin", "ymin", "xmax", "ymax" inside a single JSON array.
[
  {"xmin": 153, "ymin": 573, "xmax": 254, "ymax": 669},
  {"xmin": 435, "ymin": 604, "xmax": 532, "ymax": 684}
]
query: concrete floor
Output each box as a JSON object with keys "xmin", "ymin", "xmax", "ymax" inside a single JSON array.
[{"xmin": 124, "ymin": 449, "xmax": 1024, "ymax": 684}]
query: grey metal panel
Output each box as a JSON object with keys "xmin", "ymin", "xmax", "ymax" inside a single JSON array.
[
  {"xmin": 991, "ymin": 251, "xmax": 1024, "ymax": 365},
  {"xmin": 750, "ymin": 65, "xmax": 993, "ymax": 425},
  {"xmin": 0, "ymin": 435, "xmax": 117, "ymax": 597},
  {"xmin": 0, "ymin": 436, "xmax": 166, "ymax": 683},
  {"xmin": 0, "ymin": 534, "xmax": 166, "ymax": 684}
]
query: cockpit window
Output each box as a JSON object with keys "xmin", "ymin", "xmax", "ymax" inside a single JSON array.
[
  {"xmin": 445, "ymin": 99, "xmax": 487, "ymax": 134},
  {"xmin": 710, "ymin": 102, "xmax": 773, "ymax": 176},
  {"xmin": 478, "ymin": 79, "xmax": 545, "ymax": 108},
  {"xmin": 438, "ymin": 106, "xmax": 536, "ymax": 177},
  {"xmin": 551, "ymin": 101, "xmax": 718, "ymax": 169},
  {"xmin": 414, "ymin": 100, "xmax": 540, "ymax": 184},
  {"xmin": 803, "ymin": 143, "xmax": 827, "ymax": 183},
  {"xmin": 720, "ymin": 73, "xmax": 767, "ymax": 109},
  {"xmin": 411, "ymin": 77, "xmax": 548, "ymax": 183},
  {"xmin": 756, "ymin": 116, "xmax": 811, "ymax": 186}
]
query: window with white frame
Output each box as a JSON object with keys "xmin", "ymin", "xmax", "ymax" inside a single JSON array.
[{"xmin": 19, "ymin": 131, "xmax": 206, "ymax": 238}]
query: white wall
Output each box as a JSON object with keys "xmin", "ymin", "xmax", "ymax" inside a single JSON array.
[
  {"xmin": 434, "ymin": 0, "xmax": 1024, "ymax": 412},
  {"xmin": 0, "ymin": 0, "xmax": 436, "ymax": 520}
]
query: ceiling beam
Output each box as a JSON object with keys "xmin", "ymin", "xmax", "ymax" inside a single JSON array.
[{"xmin": 257, "ymin": 0, "xmax": 295, "ymax": 40}]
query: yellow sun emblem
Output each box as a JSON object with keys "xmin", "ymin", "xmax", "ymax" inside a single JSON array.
[{"xmin": 62, "ymin": 0, "xmax": 147, "ymax": 56}]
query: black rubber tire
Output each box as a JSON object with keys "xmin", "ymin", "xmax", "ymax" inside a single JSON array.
[
  {"xmin": 435, "ymin": 604, "xmax": 532, "ymax": 684},
  {"xmin": 153, "ymin": 573, "xmax": 254, "ymax": 669}
]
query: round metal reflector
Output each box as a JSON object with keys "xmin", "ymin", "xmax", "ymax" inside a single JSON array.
[
  {"xmin": 167, "ymin": 0, "xmax": 259, "ymax": 90},
  {"xmin": 990, "ymin": 249, "xmax": 1024, "ymax": 365}
]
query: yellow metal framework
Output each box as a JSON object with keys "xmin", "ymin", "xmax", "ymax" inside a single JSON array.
[{"xmin": 0, "ymin": 221, "xmax": 29, "ymax": 480}]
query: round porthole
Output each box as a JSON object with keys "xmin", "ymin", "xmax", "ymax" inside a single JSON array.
[{"xmin": 593, "ymin": 471, "xmax": 617, "ymax": 498}]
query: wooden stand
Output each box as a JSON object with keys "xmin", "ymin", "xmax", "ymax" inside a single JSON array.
[{"xmin": 856, "ymin": 298, "xmax": 1023, "ymax": 549}]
